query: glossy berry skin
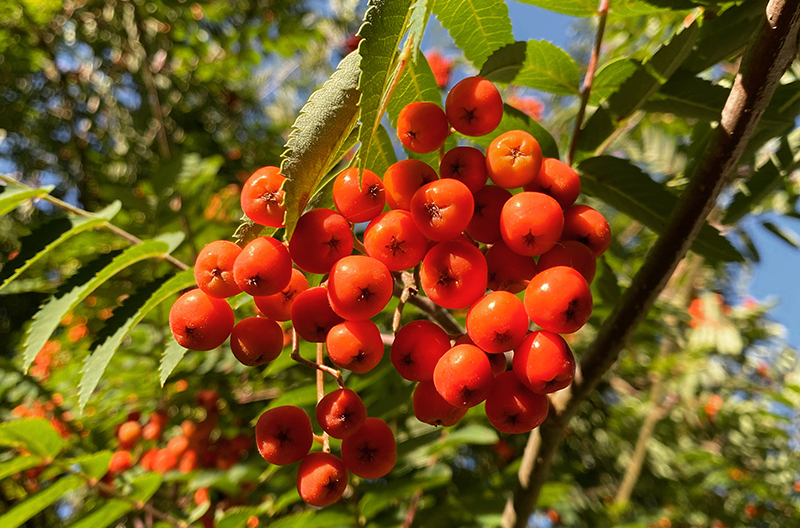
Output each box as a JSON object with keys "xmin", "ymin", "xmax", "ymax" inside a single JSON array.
[
  {"xmin": 397, "ymin": 102, "xmax": 450, "ymax": 153},
  {"xmin": 433, "ymin": 344, "xmax": 495, "ymax": 408},
  {"xmin": 364, "ymin": 210, "xmax": 428, "ymax": 271},
  {"xmin": 288, "ymin": 209, "xmax": 353, "ymax": 274},
  {"xmin": 466, "ymin": 291, "xmax": 529, "ymax": 354},
  {"xmin": 466, "ymin": 185, "xmax": 512, "ymax": 244},
  {"xmin": 109, "ymin": 450, "xmax": 133, "ymax": 474},
  {"xmin": 561, "ymin": 204, "xmax": 611, "ymax": 258},
  {"xmin": 440, "ymin": 146, "xmax": 488, "ymax": 193},
  {"xmin": 410, "ymin": 179, "xmax": 474, "ymax": 241},
  {"xmin": 194, "ymin": 240, "xmax": 242, "ymax": 298},
  {"xmin": 420, "ymin": 239, "xmax": 488, "ymax": 309},
  {"xmin": 118, "ymin": 421, "xmax": 142, "ymax": 449},
  {"xmin": 537, "ymin": 240, "xmax": 596, "ymax": 284},
  {"xmin": 297, "ymin": 452, "xmax": 349, "ymax": 507},
  {"xmin": 291, "ymin": 287, "xmax": 345, "ymax": 343},
  {"xmin": 445, "ymin": 76, "xmax": 503, "ymax": 137},
  {"xmin": 413, "ymin": 380, "xmax": 468, "ymax": 427},
  {"xmin": 326, "ymin": 320, "xmax": 384, "ymax": 374},
  {"xmin": 524, "ymin": 266, "xmax": 592, "ymax": 334},
  {"xmin": 230, "ymin": 317, "xmax": 283, "ymax": 366},
  {"xmin": 485, "ymin": 240, "xmax": 537, "ymax": 293},
  {"xmin": 513, "ymin": 331, "xmax": 576, "ymax": 394},
  {"xmin": 484, "ymin": 372, "xmax": 549, "ymax": 434},
  {"xmin": 253, "ymin": 268, "xmax": 309, "ymax": 322},
  {"xmin": 255, "ymin": 406, "xmax": 313, "ymax": 466},
  {"xmin": 456, "ymin": 334, "xmax": 507, "ymax": 374},
  {"xmin": 523, "ymin": 158, "xmax": 581, "ymax": 209},
  {"xmin": 233, "ymin": 237, "xmax": 292, "ymax": 297},
  {"xmin": 315, "ymin": 388, "xmax": 368, "ymax": 439},
  {"xmin": 383, "ymin": 159, "xmax": 438, "ymax": 211},
  {"xmin": 169, "ymin": 289, "xmax": 234, "ymax": 351},
  {"xmin": 332, "ymin": 167, "xmax": 386, "ymax": 223},
  {"xmin": 486, "ymin": 130, "xmax": 543, "ymax": 188},
  {"xmin": 341, "ymin": 417, "xmax": 396, "ymax": 479},
  {"xmin": 500, "ymin": 192, "xmax": 564, "ymax": 256},
  {"xmin": 391, "ymin": 320, "xmax": 451, "ymax": 381},
  {"xmin": 327, "ymin": 255, "xmax": 393, "ymax": 321},
  {"xmin": 241, "ymin": 166, "xmax": 286, "ymax": 227}
]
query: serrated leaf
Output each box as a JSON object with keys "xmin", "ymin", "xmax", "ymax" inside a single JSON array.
[
  {"xmin": 0, "ymin": 418, "xmax": 65, "ymax": 458},
  {"xmin": 160, "ymin": 339, "xmax": 188, "ymax": 387},
  {"xmin": 590, "ymin": 58, "xmax": 640, "ymax": 105},
  {"xmin": 578, "ymin": 156, "xmax": 744, "ymax": 262},
  {"xmin": 0, "ymin": 455, "xmax": 44, "ymax": 481},
  {"xmin": 232, "ymin": 217, "xmax": 267, "ymax": 247},
  {"xmin": 364, "ymin": 124, "xmax": 398, "ymax": 177},
  {"xmin": 0, "ymin": 474, "xmax": 82, "ymax": 528},
  {"xmin": 479, "ymin": 40, "xmax": 580, "ymax": 95},
  {"xmin": 578, "ymin": 22, "xmax": 699, "ymax": 155},
  {"xmin": 386, "ymin": 52, "xmax": 441, "ymax": 127},
  {"xmin": 68, "ymin": 451, "xmax": 112, "ymax": 480},
  {"xmin": 516, "ymin": 0, "xmax": 675, "ymax": 17},
  {"xmin": 432, "ymin": 0, "xmax": 514, "ymax": 68},
  {"xmin": 0, "ymin": 202, "xmax": 121, "ymax": 293},
  {"xmin": 79, "ymin": 269, "xmax": 196, "ymax": 410},
  {"xmin": 408, "ymin": 0, "xmax": 432, "ymax": 62},
  {"xmin": 281, "ymin": 51, "xmax": 362, "ymax": 239},
  {"xmin": 21, "ymin": 239, "xmax": 171, "ymax": 371},
  {"xmin": 469, "ymin": 104, "xmax": 559, "ymax": 160},
  {"xmin": 68, "ymin": 474, "xmax": 161, "ymax": 528},
  {"xmin": 0, "ymin": 185, "xmax": 54, "ymax": 216},
  {"xmin": 356, "ymin": 0, "xmax": 413, "ymax": 185},
  {"xmin": 762, "ymin": 221, "xmax": 800, "ymax": 249}
]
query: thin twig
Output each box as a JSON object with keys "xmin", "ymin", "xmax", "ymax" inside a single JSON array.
[
  {"xmin": 393, "ymin": 271, "xmax": 418, "ymax": 333},
  {"xmin": 290, "ymin": 328, "xmax": 345, "ymax": 389},
  {"xmin": 316, "ymin": 342, "xmax": 331, "ymax": 453},
  {"xmin": 401, "ymin": 489, "xmax": 424, "ymax": 528},
  {"xmin": 392, "ymin": 272, "xmax": 463, "ymax": 335},
  {"xmin": 505, "ymin": 2, "xmax": 800, "ymax": 527},
  {"xmin": 567, "ymin": 0, "xmax": 611, "ymax": 167},
  {"xmin": 0, "ymin": 174, "xmax": 190, "ymax": 271}
]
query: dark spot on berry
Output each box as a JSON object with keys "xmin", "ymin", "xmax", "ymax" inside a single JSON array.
[
  {"xmin": 460, "ymin": 386, "xmax": 474, "ymax": 405},
  {"xmin": 504, "ymin": 412, "xmax": 519, "ymax": 425},
  {"xmin": 461, "ymin": 108, "xmax": 477, "ymax": 124},
  {"xmin": 184, "ymin": 326, "xmax": 195, "ymax": 336},
  {"xmin": 323, "ymin": 476, "xmax": 340, "ymax": 494},
  {"xmin": 260, "ymin": 191, "xmax": 280, "ymax": 204},
  {"xmin": 493, "ymin": 330, "xmax": 511, "ymax": 343},
  {"xmin": 337, "ymin": 409, "xmax": 352, "ymax": 425},
  {"xmin": 211, "ymin": 267, "xmax": 222, "ymax": 277},
  {"xmin": 326, "ymin": 237, "xmax": 341, "ymax": 252},
  {"xmin": 578, "ymin": 235, "xmax": 591, "ymax": 246},
  {"xmin": 539, "ymin": 184, "xmax": 552, "ymax": 196},
  {"xmin": 386, "ymin": 236, "xmax": 406, "ymax": 256},
  {"xmin": 354, "ymin": 350, "xmax": 366, "ymax": 363},
  {"xmin": 282, "ymin": 288, "xmax": 296, "ymax": 302},
  {"xmin": 523, "ymin": 230, "xmax": 536, "ymax": 247},
  {"xmin": 358, "ymin": 287, "xmax": 374, "ymax": 302},
  {"xmin": 406, "ymin": 130, "xmax": 417, "ymax": 140},
  {"xmin": 358, "ymin": 443, "xmax": 378, "ymax": 463},
  {"xmin": 449, "ymin": 160, "xmax": 464, "ymax": 175},
  {"xmin": 367, "ymin": 184, "xmax": 381, "ymax": 199},
  {"xmin": 275, "ymin": 428, "xmax": 292, "ymax": 446},
  {"xmin": 474, "ymin": 200, "xmax": 486, "ymax": 217},
  {"xmin": 400, "ymin": 354, "xmax": 414, "ymax": 367},
  {"xmin": 438, "ymin": 270, "xmax": 455, "ymax": 286},
  {"xmin": 247, "ymin": 275, "xmax": 261, "ymax": 287},
  {"xmin": 425, "ymin": 202, "xmax": 442, "ymax": 221},
  {"xmin": 564, "ymin": 298, "xmax": 579, "ymax": 321}
]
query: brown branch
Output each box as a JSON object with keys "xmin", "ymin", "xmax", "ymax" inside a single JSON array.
[
  {"xmin": 393, "ymin": 272, "xmax": 464, "ymax": 335},
  {"xmin": 393, "ymin": 270, "xmax": 418, "ymax": 333},
  {"xmin": 0, "ymin": 174, "xmax": 189, "ymax": 271},
  {"xmin": 401, "ymin": 489, "xmax": 424, "ymax": 528},
  {"xmin": 504, "ymin": 2, "xmax": 800, "ymax": 527},
  {"xmin": 567, "ymin": 0, "xmax": 611, "ymax": 167}
]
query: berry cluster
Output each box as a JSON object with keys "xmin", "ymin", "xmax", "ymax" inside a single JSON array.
[{"xmin": 168, "ymin": 75, "xmax": 610, "ymax": 507}]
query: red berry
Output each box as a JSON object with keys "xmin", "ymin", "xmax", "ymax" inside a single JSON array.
[
  {"xmin": 466, "ymin": 291, "xmax": 529, "ymax": 354},
  {"xmin": 523, "ymin": 266, "xmax": 592, "ymax": 334},
  {"xmin": 391, "ymin": 320, "xmax": 451, "ymax": 381},
  {"xmin": 537, "ymin": 240, "xmax": 596, "ymax": 284},
  {"xmin": 383, "ymin": 159, "xmax": 438, "ymax": 211},
  {"xmin": 561, "ymin": 204, "xmax": 611, "ymax": 258},
  {"xmin": 140, "ymin": 449, "xmax": 159, "ymax": 471},
  {"xmin": 326, "ymin": 320, "xmax": 384, "ymax": 374},
  {"xmin": 332, "ymin": 167, "xmax": 386, "ymax": 223},
  {"xmin": 500, "ymin": 192, "xmax": 563, "ymax": 256},
  {"xmin": 169, "ymin": 289, "xmax": 234, "ymax": 351},
  {"xmin": 230, "ymin": 317, "xmax": 284, "ymax": 366},
  {"xmin": 513, "ymin": 331, "xmax": 575, "ymax": 394},
  {"xmin": 240, "ymin": 166, "xmax": 286, "ymax": 227},
  {"xmin": 290, "ymin": 287, "xmax": 345, "ymax": 343},
  {"xmin": 397, "ymin": 102, "xmax": 449, "ymax": 153},
  {"xmin": 420, "ymin": 239, "xmax": 488, "ymax": 309},
  {"xmin": 118, "ymin": 421, "xmax": 142, "ymax": 449},
  {"xmin": 194, "ymin": 240, "xmax": 242, "ymax": 298},
  {"xmin": 255, "ymin": 406, "xmax": 313, "ymax": 465},
  {"xmin": 523, "ymin": 158, "xmax": 581, "ymax": 209},
  {"xmin": 288, "ymin": 209, "xmax": 354, "ymax": 274},
  {"xmin": 327, "ymin": 255, "xmax": 393, "ymax": 321},
  {"xmin": 297, "ymin": 452, "xmax": 349, "ymax": 507},
  {"xmin": 153, "ymin": 449, "xmax": 178, "ymax": 473},
  {"xmin": 109, "ymin": 450, "xmax": 133, "ymax": 475},
  {"xmin": 364, "ymin": 210, "xmax": 428, "ymax": 271},
  {"xmin": 413, "ymin": 380, "xmax": 467, "ymax": 426},
  {"xmin": 410, "ymin": 179, "xmax": 474, "ymax": 242},
  {"xmin": 440, "ymin": 146, "xmax": 489, "ymax": 193},
  {"xmin": 486, "ymin": 130, "xmax": 543, "ymax": 188},
  {"xmin": 341, "ymin": 417, "xmax": 396, "ymax": 479},
  {"xmin": 466, "ymin": 185, "xmax": 512, "ymax": 244},
  {"xmin": 315, "ymin": 388, "xmax": 368, "ymax": 439},
  {"xmin": 485, "ymin": 241, "xmax": 537, "ymax": 293},
  {"xmin": 445, "ymin": 76, "xmax": 503, "ymax": 137},
  {"xmin": 253, "ymin": 268, "xmax": 309, "ymax": 322},
  {"xmin": 484, "ymin": 371, "xmax": 549, "ymax": 434},
  {"xmin": 233, "ymin": 237, "xmax": 292, "ymax": 297},
  {"xmin": 433, "ymin": 344, "xmax": 494, "ymax": 408}
]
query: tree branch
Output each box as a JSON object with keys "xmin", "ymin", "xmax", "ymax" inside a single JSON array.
[{"xmin": 504, "ymin": 2, "xmax": 800, "ymax": 526}]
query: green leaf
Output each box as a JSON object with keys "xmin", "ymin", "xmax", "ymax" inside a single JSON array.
[
  {"xmin": 578, "ymin": 156, "xmax": 744, "ymax": 262},
  {"xmin": 432, "ymin": 0, "xmax": 514, "ymax": 68},
  {"xmin": 359, "ymin": 465, "xmax": 451, "ymax": 520},
  {"xmin": 0, "ymin": 418, "xmax": 65, "ymax": 458},
  {"xmin": 160, "ymin": 339, "xmax": 188, "ymax": 387},
  {"xmin": 364, "ymin": 124, "xmax": 398, "ymax": 177},
  {"xmin": 515, "ymin": 0, "xmax": 675, "ymax": 17},
  {"xmin": 0, "ymin": 455, "xmax": 44, "ymax": 481},
  {"xmin": 762, "ymin": 221, "xmax": 800, "ymax": 250},
  {"xmin": 407, "ymin": 0, "xmax": 433, "ymax": 62},
  {"xmin": 594, "ymin": 257, "xmax": 621, "ymax": 305},
  {"xmin": 79, "ymin": 268, "xmax": 196, "ymax": 409},
  {"xmin": 428, "ymin": 424, "xmax": 499, "ymax": 454},
  {"xmin": 68, "ymin": 451, "xmax": 112, "ymax": 480},
  {"xmin": 22, "ymin": 239, "xmax": 172, "ymax": 371},
  {"xmin": 356, "ymin": 0, "xmax": 412, "ymax": 185},
  {"xmin": 0, "ymin": 202, "xmax": 121, "ymax": 293},
  {"xmin": 469, "ymin": 104, "xmax": 559, "ymax": 160},
  {"xmin": 0, "ymin": 185, "xmax": 54, "ymax": 216},
  {"xmin": 577, "ymin": 22, "xmax": 699, "ymax": 155},
  {"xmin": 479, "ymin": 40, "xmax": 580, "ymax": 95},
  {"xmin": 723, "ymin": 161, "xmax": 783, "ymax": 225},
  {"xmin": 590, "ymin": 58, "xmax": 640, "ymax": 105},
  {"xmin": 0, "ymin": 474, "xmax": 82, "ymax": 528},
  {"xmin": 267, "ymin": 509, "xmax": 354, "ymax": 528},
  {"xmin": 281, "ymin": 51, "xmax": 362, "ymax": 239},
  {"xmin": 69, "ymin": 474, "xmax": 161, "ymax": 528},
  {"xmin": 386, "ymin": 52, "xmax": 441, "ymax": 128}
]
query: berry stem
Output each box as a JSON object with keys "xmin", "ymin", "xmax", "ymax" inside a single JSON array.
[
  {"xmin": 393, "ymin": 272, "xmax": 464, "ymax": 335},
  {"xmin": 566, "ymin": 0, "xmax": 610, "ymax": 167},
  {"xmin": 392, "ymin": 270, "xmax": 418, "ymax": 334},
  {"xmin": 290, "ymin": 328, "xmax": 345, "ymax": 390},
  {"xmin": 351, "ymin": 226, "xmax": 367, "ymax": 255},
  {"xmin": 316, "ymin": 342, "xmax": 331, "ymax": 453}
]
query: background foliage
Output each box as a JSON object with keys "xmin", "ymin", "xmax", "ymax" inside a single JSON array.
[{"xmin": 2, "ymin": 0, "xmax": 800, "ymax": 527}]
